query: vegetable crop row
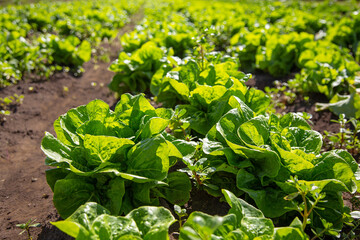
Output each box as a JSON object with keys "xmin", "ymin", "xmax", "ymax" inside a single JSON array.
[
  {"xmin": 0, "ymin": 0, "xmax": 142, "ymax": 87},
  {"xmin": 41, "ymin": 0, "xmax": 360, "ymax": 239},
  {"xmin": 43, "ymin": 85, "xmax": 360, "ymax": 239},
  {"xmin": 113, "ymin": 0, "xmax": 360, "ymax": 119}
]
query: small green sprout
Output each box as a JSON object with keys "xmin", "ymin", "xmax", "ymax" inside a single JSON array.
[
  {"xmin": 16, "ymin": 219, "xmax": 41, "ymax": 240},
  {"xmin": 174, "ymin": 204, "xmax": 188, "ymax": 229}
]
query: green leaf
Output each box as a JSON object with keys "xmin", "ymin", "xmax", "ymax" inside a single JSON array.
[
  {"xmin": 139, "ymin": 117, "xmax": 169, "ymax": 140},
  {"xmin": 86, "ymin": 99, "xmax": 110, "ymax": 122},
  {"xmin": 189, "ymin": 85, "xmax": 227, "ymax": 109},
  {"xmin": 131, "ymin": 181, "xmax": 160, "ymax": 207},
  {"xmin": 280, "ymin": 113, "xmax": 311, "ymax": 130},
  {"xmin": 178, "ymin": 60, "xmax": 200, "ymax": 88},
  {"xmin": 284, "ymin": 192, "xmax": 299, "ymax": 201},
  {"xmin": 91, "ymin": 214, "xmax": 141, "ymax": 239},
  {"xmin": 229, "ymin": 141, "xmax": 281, "ymax": 179},
  {"xmin": 244, "ymin": 88, "xmax": 270, "ymax": 114},
  {"xmin": 52, "ymin": 221, "xmax": 85, "ymax": 238},
  {"xmin": 310, "ymin": 150, "xmax": 358, "ymax": 193},
  {"xmin": 215, "ymin": 108, "xmax": 249, "ymax": 146},
  {"xmin": 274, "ymin": 227, "xmax": 307, "ymax": 240},
  {"xmin": 180, "ymin": 212, "xmax": 224, "ymax": 240},
  {"xmin": 213, "ymin": 214, "xmax": 238, "ymax": 237},
  {"xmin": 67, "ymin": 202, "xmax": 109, "ymax": 229},
  {"xmin": 54, "ymin": 105, "xmax": 88, "ymax": 145},
  {"xmin": 270, "ymin": 133, "xmax": 315, "ymax": 175},
  {"xmin": 238, "ymin": 115, "xmax": 269, "ymax": 146},
  {"xmin": 285, "ymin": 128, "xmax": 323, "ymax": 154},
  {"xmin": 41, "ymin": 132, "xmax": 73, "ymax": 166},
  {"xmin": 45, "ymin": 168, "xmax": 70, "ymax": 191},
  {"xmin": 316, "ymin": 86, "xmax": 360, "ymax": 119},
  {"xmin": 126, "ymin": 206, "xmax": 175, "ymax": 239},
  {"xmin": 127, "ymin": 136, "xmax": 179, "ymax": 180},
  {"xmin": 105, "ymin": 177, "xmax": 125, "ymax": 215},
  {"xmin": 240, "ymin": 217, "xmax": 274, "ymax": 239},
  {"xmin": 83, "ymin": 135, "xmax": 134, "ymax": 166},
  {"xmin": 222, "ymin": 189, "xmax": 264, "ymax": 228},
  {"xmin": 239, "ymin": 188, "xmax": 294, "ymax": 218},
  {"xmin": 115, "ymin": 93, "xmax": 156, "ymax": 131},
  {"xmin": 53, "ymin": 178, "xmax": 95, "ymax": 219},
  {"xmin": 52, "ymin": 202, "xmax": 108, "ymax": 238},
  {"xmin": 77, "ymin": 40, "xmax": 91, "ymax": 62},
  {"xmin": 155, "ymin": 171, "xmax": 192, "ymax": 206}
]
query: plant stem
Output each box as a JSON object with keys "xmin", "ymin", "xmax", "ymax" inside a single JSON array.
[
  {"xmin": 27, "ymin": 228, "xmax": 32, "ymax": 240},
  {"xmin": 351, "ymin": 126, "xmax": 358, "ymax": 155},
  {"xmin": 310, "ymin": 229, "xmax": 326, "ymax": 240},
  {"xmin": 178, "ymin": 216, "xmax": 182, "ymax": 229},
  {"xmin": 301, "ymin": 192, "xmax": 308, "ymax": 231},
  {"xmin": 192, "ymin": 170, "xmax": 202, "ymax": 186},
  {"xmin": 200, "ymin": 45, "xmax": 204, "ymax": 71}
]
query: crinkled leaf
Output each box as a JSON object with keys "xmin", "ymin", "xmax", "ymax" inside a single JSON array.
[
  {"xmin": 126, "ymin": 206, "xmax": 175, "ymax": 240},
  {"xmin": 83, "ymin": 135, "xmax": 134, "ymax": 166},
  {"xmin": 240, "ymin": 217, "xmax": 274, "ymax": 239},
  {"xmin": 91, "ymin": 214, "xmax": 140, "ymax": 239}
]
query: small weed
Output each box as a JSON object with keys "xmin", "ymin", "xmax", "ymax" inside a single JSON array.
[
  {"xmin": 93, "ymin": 46, "xmax": 111, "ymax": 63},
  {"xmin": 265, "ymin": 80, "xmax": 296, "ymax": 112},
  {"xmin": 169, "ymin": 108, "xmax": 191, "ymax": 140},
  {"xmin": 16, "ymin": 219, "xmax": 41, "ymax": 240},
  {"xmin": 324, "ymin": 114, "xmax": 360, "ymax": 156},
  {"xmin": 174, "ymin": 204, "xmax": 188, "ymax": 229},
  {"xmin": 284, "ymin": 176, "xmax": 342, "ymax": 239},
  {"xmin": 0, "ymin": 93, "xmax": 24, "ymax": 123}
]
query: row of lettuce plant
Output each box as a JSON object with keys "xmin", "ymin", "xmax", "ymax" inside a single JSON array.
[
  {"xmin": 0, "ymin": 0, "xmax": 142, "ymax": 87},
  {"xmin": 42, "ymin": 57, "xmax": 360, "ymax": 239},
  {"xmin": 51, "ymin": 190, "xmax": 310, "ymax": 239},
  {"xmin": 113, "ymin": 0, "xmax": 360, "ymax": 119},
  {"xmin": 41, "ymin": 0, "xmax": 360, "ymax": 238}
]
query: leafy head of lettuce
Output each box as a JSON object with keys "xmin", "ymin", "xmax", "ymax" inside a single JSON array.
[{"xmin": 41, "ymin": 94, "xmax": 191, "ymax": 218}]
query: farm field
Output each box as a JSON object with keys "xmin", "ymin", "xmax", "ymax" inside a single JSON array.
[{"xmin": 0, "ymin": 0, "xmax": 360, "ymax": 239}]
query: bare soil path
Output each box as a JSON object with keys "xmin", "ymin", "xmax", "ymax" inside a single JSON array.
[{"xmin": 0, "ymin": 11, "xmax": 143, "ymax": 240}]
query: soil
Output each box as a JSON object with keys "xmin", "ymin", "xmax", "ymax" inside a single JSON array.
[{"xmin": 0, "ymin": 15, "xmax": 359, "ymax": 240}]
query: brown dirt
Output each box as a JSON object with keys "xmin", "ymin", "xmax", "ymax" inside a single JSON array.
[{"xmin": 0, "ymin": 11, "xmax": 143, "ymax": 240}]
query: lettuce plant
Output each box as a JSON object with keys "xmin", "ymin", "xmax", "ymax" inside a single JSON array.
[
  {"xmin": 181, "ymin": 189, "xmax": 308, "ymax": 240},
  {"xmin": 151, "ymin": 59, "xmax": 270, "ymax": 135},
  {"xmin": 40, "ymin": 34, "xmax": 91, "ymax": 73},
  {"xmin": 53, "ymin": 190, "xmax": 309, "ymax": 240},
  {"xmin": 255, "ymin": 32, "xmax": 312, "ymax": 77},
  {"xmin": 121, "ymin": 8, "xmax": 196, "ymax": 57},
  {"xmin": 109, "ymin": 41, "xmax": 178, "ymax": 94},
  {"xmin": 230, "ymin": 29, "xmax": 267, "ymax": 72},
  {"xmin": 0, "ymin": 0, "xmax": 138, "ymax": 87},
  {"xmin": 52, "ymin": 202, "xmax": 175, "ymax": 240},
  {"xmin": 41, "ymin": 94, "xmax": 191, "ymax": 218},
  {"xmin": 203, "ymin": 96, "xmax": 360, "ymax": 234}
]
